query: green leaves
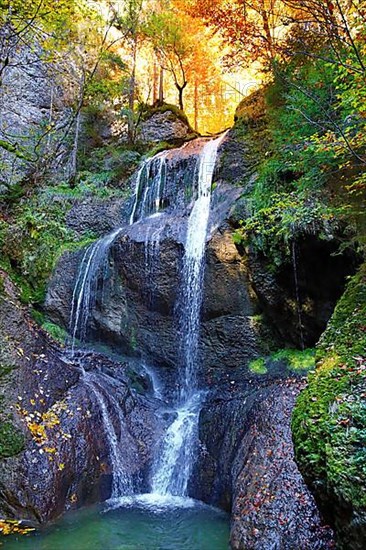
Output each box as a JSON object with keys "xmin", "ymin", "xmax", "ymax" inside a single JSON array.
[{"xmin": 236, "ymin": 191, "xmax": 339, "ymax": 266}]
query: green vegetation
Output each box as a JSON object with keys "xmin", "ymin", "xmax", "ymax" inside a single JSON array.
[
  {"xmin": 78, "ymin": 142, "xmax": 142, "ymax": 186},
  {"xmin": 292, "ymin": 264, "xmax": 366, "ymax": 510},
  {"xmin": 140, "ymin": 103, "xmax": 191, "ymax": 127},
  {"xmin": 271, "ymin": 348, "xmax": 315, "ymax": 371},
  {"xmin": 248, "ymin": 357, "xmax": 268, "ymax": 375},
  {"xmin": 233, "ymin": 54, "xmax": 365, "ymax": 268},
  {"xmin": 0, "ymin": 421, "xmax": 25, "ymax": 459},
  {"xmin": 42, "ymin": 322, "xmax": 69, "ymax": 345},
  {"xmin": 248, "ymin": 348, "xmax": 315, "ymax": 376},
  {"xmin": 0, "ymin": 189, "xmax": 95, "ymax": 306}
]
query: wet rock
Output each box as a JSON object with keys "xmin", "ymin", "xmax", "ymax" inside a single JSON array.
[
  {"xmin": 45, "ymin": 211, "xmax": 264, "ymax": 381},
  {"xmin": 66, "ymin": 197, "xmax": 130, "ymax": 238},
  {"xmin": 0, "ymin": 273, "xmax": 161, "ymax": 523},
  {"xmin": 215, "ymin": 125, "xmax": 258, "ymax": 187},
  {"xmin": 194, "ymin": 379, "xmax": 335, "ymax": 549},
  {"xmin": 247, "ymin": 237, "xmax": 359, "ymax": 348}
]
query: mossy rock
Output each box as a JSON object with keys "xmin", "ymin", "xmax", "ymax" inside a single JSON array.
[
  {"xmin": 141, "ymin": 103, "xmax": 190, "ymax": 127},
  {"xmin": 0, "ymin": 421, "xmax": 25, "ymax": 458},
  {"xmin": 248, "ymin": 348, "xmax": 315, "ymax": 377},
  {"xmin": 234, "ymin": 88, "xmax": 267, "ymax": 126},
  {"xmin": 292, "ymin": 263, "xmax": 366, "ymax": 547}
]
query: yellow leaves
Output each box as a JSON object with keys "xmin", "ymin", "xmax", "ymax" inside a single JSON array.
[
  {"xmin": 42, "ymin": 410, "xmax": 60, "ymax": 429},
  {"xmin": 44, "ymin": 447, "xmax": 57, "ymax": 455},
  {"xmin": 0, "ymin": 519, "xmax": 35, "ymax": 536},
  {"xmin": 58, "ymin": 463, "xmax": 65, "ymax": 471},
  {"xmin": 28, "ymin": 422, "xmax": 47, "ymax": 444}
]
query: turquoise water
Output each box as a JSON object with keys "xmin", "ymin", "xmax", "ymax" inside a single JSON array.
[{"xmin": 3, "ymin": 495, "xmax": 230, "ymax": 550}]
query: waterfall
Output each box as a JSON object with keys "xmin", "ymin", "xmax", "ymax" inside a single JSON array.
[
  {"xmin": 67, "ymin": 149, "xmax": 174, "ymax": 502},
  {"xmin": 67, "ymin": 133, "xmax": 227, "ymax": 504},
  {"xmin": 179, "ymin": 135, "xmax": 226, "ymax": 399},
  {"xmin": 84, "ymin": 373, "xmax": 133, "ymax": 498},
  {"xmin": 130, "ymin": 151, "xmax": 168, "ymax": 225},
  {"xmin": 291, "ymin": 240, "xmax": 305, "ymax": 350},
  {"xmin": 69, "ymin": 228, "xmax": 122, "ymax": 352},
  {"xmin": 150, "ymin": 133, "xmax": 227, "ymax": 497},
  {"xmin": 69, "ymin": 151, "xmax": 169, "ymax": 352}
]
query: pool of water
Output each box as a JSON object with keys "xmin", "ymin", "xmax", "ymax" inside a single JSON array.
[{"xmin": 3, "ymin": 495, "xmax": 230, "ymax": 550}]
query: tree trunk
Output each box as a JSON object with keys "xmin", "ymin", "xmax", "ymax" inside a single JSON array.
[
  {"xmin": 153, "ymin": 60, "xmax": 158, "ymax": 104},
  {"xmin": 158, "ymin": 67, "xmax": 164, "ymax": 105},
  {"xmin": 69, "ymin": 108, "xmax": 81, "ymax": 187},
  {"xmin": 261, "ymin": 9, "xmax": 273, "ymax": 60},
  {"xmin": 176, "ymin": 82, "xmax": 187, "ymax": 112},
  {"xmin": 194, "ymin": 77, "xmax": 198, "ymax": 132},
  {"xmin": 128, "ymin": 39, "xmax": 137, "ymax": 143}
]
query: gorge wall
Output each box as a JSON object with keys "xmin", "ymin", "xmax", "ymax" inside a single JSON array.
[{"xmin": 0, "ymin": 109, "xmax": 359, "ymax": 549}]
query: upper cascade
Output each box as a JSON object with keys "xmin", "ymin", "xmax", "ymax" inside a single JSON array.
[{"xmin": 129, "ymin": 136, "xmax": 226, "ymax": 227}]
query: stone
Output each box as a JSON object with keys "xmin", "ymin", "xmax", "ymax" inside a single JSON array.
[
  {"xmin": 193, "ymin": 380, "xmax": 334, "ymax": 549},
  {"xmin": 137, "ymin": 108, "xmax": 194, "ymax": 144},
  {"xmin": 0, "ymin": 272, "xmax": 161, "ymax": 523}
]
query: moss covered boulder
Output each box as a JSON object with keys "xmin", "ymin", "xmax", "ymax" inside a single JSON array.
[
  {"xmin": 292, "ymin": 263, "xmax": 366, "ymax": 549},
  {"xmin": 137, "ymin": 103, "xmax": 197, "ymax": 144}
]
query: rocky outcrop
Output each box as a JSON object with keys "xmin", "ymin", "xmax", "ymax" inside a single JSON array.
[
  {"xmin": 41, "ymin": 131, "xmax": 347, "ymax": 548},
  {"xmin": 0, "ymin": 272, "xmax": 161, "ymax": 523},
  {"xmin": 246, "ymin": 237, "xmax": 359, "ymax": 348},
  {"xmin": 137, "ymin": 105, "xmax": 196, "ymax": 144},
  {"xmin": 194, "ymin": 379, "xmax": 334, "ymax": 549},
  {"xmin": 0, "ymin": 30, "xmax": 72, "ymax": 192},
  {"xmin": 45, "ymin": 200, "xmax": 265, "ymax": 383},
  {"xmin": 292, "ymin": 264, "xmax": 366, "ymax": 549}
]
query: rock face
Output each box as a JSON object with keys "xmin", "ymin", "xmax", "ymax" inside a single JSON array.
[
  {"xmin": 194, "ymin": 379, "xmax": 334, "ymax": 549},
  {"xmin": 0, "ymin": 30, "xmax": 72, "ymax": 191},
  {"xmin": 292, "ymin": 265, "xmax": 366, "ymax": 550},
  {"xmin": 137, "ymin": 107, "xmax": 195, "ymax": 144},
  {"xmin": 247, "ymin": 238, "xmax": 359, "ymax": 348},
  {"xmin": 41, "ymin": 132, "xmax": 341, "ymax": 547},
  {"xmin": 0, "ymin": 272, "xmax": 161, "ymax": 523},
  {"xmin": 45, "ymin": 205, "xmax": 264, "ymax": 383},
  {"xmin": 45, "ymin": 136, "xmax": 266, "ymax": 383}
]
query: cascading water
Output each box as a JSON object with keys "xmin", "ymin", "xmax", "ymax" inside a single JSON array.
[
  {"xmin": 84, "ymin": 373, "xmax": 133, "ymax": 498},
  {"xmin": 130, "ymin": 150, "xmax": 168, "ymax": 225},
  {"xmin": 67, "ymin": 148, "xmax": 175, "ymax": 502},
  {"xmin": 67, "ymin": 133, "xmax": 227, "ymax": 505},
  {"xmin": 150, "ymin": 133, "xmax": 227, "ymax": 498},
  {"xmin": 69, "ymin": 228, "xmax": 122, "ymax": 352},
  {"xmin": 69, "ymin": 150, "xmax": 169, "ymax": 353},
  {"xmin": 179, "ymin": 134, "xmax": 227, "ymax": 399}
]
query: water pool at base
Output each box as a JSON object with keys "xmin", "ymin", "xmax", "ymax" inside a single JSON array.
[{"xmin": 3, "ymin": 496, "xmax": 230, "ymax": 550}]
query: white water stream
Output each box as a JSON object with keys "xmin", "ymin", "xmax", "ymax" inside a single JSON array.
[
  {"xmin": 150, "ymin": 133, "xmax": 227, "ymax": 498},
  {"xmin": 68, "ymin": 133, "xmax": 227, "ymax": 504}
]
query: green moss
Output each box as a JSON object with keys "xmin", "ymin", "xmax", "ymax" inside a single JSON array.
[
  {"xmin": 248, "ymin": 348, "xmax": 315, "ymax": 376},
  {"xmin": 141, "ymin": 103, "xmax": 191, "ymax": 127},
  {"xmin": 249, "ymin": 357, "xmax": 268, "ymax": 375},
  {"xmin": 147, "ymin": 141, "xmax": 175, "ymax": 157},
  {"xmin": 0, "ymin": 421, "xmax": 25, "ymax": 458},
  {"xmin": 0, "ymin": 364, "xmax": 17, "ymax": 378},
  {"xmin": 272, "ymin": 348, "xmax": 315, "ymax": 371},
  {"xmin": 0, "ymin": 190, "xmax": 99, "ymax": 307},
  {"xmin": 42, "ymin": 321, "xmax": 68, "ymax": 344},
  {"xmin": 292, "ymin": 264, "xmax": 366, "ymax": 510}
]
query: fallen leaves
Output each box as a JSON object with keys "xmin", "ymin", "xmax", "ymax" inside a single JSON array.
[{"xmin": 0, "ymin": 519, "xmax": 35, "ymax": 536}]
